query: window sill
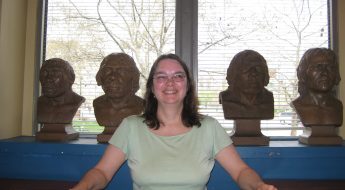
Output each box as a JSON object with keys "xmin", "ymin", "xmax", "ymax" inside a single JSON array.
[{"xmin": 1, "ymin": 136, "xmax": 345, "ymax": 189}]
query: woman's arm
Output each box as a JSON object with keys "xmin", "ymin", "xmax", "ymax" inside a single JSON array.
[
  {"xmin": 71, "ymin": 144, "xmax": 126, "ymax": 190},
  {"xmin": 215, "ymin": 145, "xmax": 277, "ymax": 190}
]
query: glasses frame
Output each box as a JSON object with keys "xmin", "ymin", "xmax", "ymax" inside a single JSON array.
[{"xmin": 153, "ymin": 72, "xmax": 187, "ymax": 83}]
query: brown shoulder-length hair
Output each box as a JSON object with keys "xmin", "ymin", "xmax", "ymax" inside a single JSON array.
[
  {"xmin": 40, "ymin": 58, "xmax": 75, "ymax": 87},
  {"xmin": 226, "ymin": 49, "xmax": 269, "ymax": 91},
  {"xmin": 297, "ymin": 48, "xmax": 340, "ymax": 96},
  {"xmin": 142, "ymin": 53, "xmax": 202, "ymax": 129},
  {"xmin": 95, "ymin": 53, "xmax": 140, "ymax": 94}
]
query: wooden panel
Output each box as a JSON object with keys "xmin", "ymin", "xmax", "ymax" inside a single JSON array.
[
  {"xmin": 1, "ymin": 179, "xmax": 345, "ymax": 190},
  {"xmin": 0, "ymin": 179, "xmax": 76, "ymax": 190},
  {"xmin": 267, "ymin": 180, "xmax": 345, "ymax": 190},
  {"xmin": 1, "ymin": 137, "xmax": 345, "ymax": 190}
]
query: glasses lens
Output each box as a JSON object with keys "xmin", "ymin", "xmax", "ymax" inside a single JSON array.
[
  {"xmin": 173, "ymin": 73, "xmax": 186, "ymax": 82},
  {"xmin": 154, "ymin": 73, "xmax": 186, "ymax": 83}
]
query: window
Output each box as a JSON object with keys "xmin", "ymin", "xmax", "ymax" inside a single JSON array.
[
  {"xmin": 197, "ymin": 0, "xmax": 329, "ymax": 136},
  {"xmin": 44, "ymin": 0, "xmax": 331, "ymax": 136},
  {"xmin": 45, "ymin": 0, "xmax": 176, "ymax": 133}
]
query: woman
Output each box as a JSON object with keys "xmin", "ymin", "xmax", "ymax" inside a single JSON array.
[{"xmin": 71, "ymin": 54, "xmax": 277, "ymax": 190}]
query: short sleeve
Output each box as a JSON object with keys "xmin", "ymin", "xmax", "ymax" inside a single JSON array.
[
  {"xmin": 211, "ymin": 118, "xmax": 232, "ymax": 158},
  {"xmin": 108, "ymin": 117, "xmax": 131, "ymax": 158}
]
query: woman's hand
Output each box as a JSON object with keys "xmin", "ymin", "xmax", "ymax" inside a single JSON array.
[
  {"xmin": 69, "ymin": 181, "xmax": 88, "ymax": 190},
  {"xmin": 256, "ymin": 181, "xmax": 278, "ymax": 190}
]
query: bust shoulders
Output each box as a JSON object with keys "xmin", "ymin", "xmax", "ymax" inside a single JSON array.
[
  {"xmin": 219, "ymin": 88, "xmax": 274, "ymax": 119},
  {"xmin": 292, "ymin": 96, "xmax": 343, "ymax": 126},
  {"xmin": 37, "ymin": 91, "xmax": 85, "ymax": 124},
  {"xmin": 93, "ymin": 95, "xmax": 144, "ymax": 127}
]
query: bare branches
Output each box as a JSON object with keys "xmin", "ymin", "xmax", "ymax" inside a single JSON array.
[{"xmin": 97, "ymin": 0, "xmax": 126, "ymax": 52}]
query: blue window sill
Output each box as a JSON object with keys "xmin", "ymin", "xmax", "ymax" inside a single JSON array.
[{"xmin": 1, "ymin": 136, "xmax": 345, "ymax": 189}]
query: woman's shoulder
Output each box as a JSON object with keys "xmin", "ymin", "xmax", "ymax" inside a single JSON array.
[
  {"xmin": 124, "ymin": 115, "xmax": 145, "ymax": 123},
  {"xmin": 199, "ymin": 115, "xmax": 220, "ymax": 126},
  {"xmin": 196, "ymin": 115, "xmax": 230, "ymax": 141},
  {"xmin": 116, "ymin": 115, "xmax": 146, "ymax": 135},
  {"xmin": 200, "ymin": 114, "xmax": 213, "ymax": 121}
]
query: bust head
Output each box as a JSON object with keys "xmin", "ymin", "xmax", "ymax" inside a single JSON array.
[
  {"xmin": 292, "ymin": 48, "xmax": 342, "ymax": 126},
  {"xmin": 297, "ymin": 48, "xmax": 340, "ymax": 96},
  {"xmin": 96, "ymin": 53, "xmax": 140, "ymax": 99},
  {"xmin": 227, "ymin": 50, "xmax": 269, "ymax": 96},
  {"xmin": 220, "ymin": 50, "xmax": 274, "ymax": 119},
  {"xmin": 39, "ymin": 58, "xmax": 75, "ymax": 98}
]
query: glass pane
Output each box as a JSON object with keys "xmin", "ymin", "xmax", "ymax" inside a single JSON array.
[
  {"xmin": 45, "ymin": 0, "xmax": 175, "ymax": 133},
  {"xmin": 198, "ymin": 0, "xmax": 329, "ymax": 136}
]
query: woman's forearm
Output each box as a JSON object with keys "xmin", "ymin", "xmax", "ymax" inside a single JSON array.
[
  {"xmin": 71, "ymin": 145, "xmax": 126, "ymax": 190},
  {"xmin": 237, "ymin": 167, "xmax": 277, "ymax": 190},
  {"xmin": 71, "ymin": 168, "xmax": 109, "ymax": 190}
]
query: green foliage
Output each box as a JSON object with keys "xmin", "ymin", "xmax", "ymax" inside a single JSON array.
[{"xmin": 73, "ymin": 121, "xmax": 104, "ymax": 133}]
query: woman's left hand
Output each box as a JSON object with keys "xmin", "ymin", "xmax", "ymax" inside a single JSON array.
[{"xmin": 256, "ymin": 182, "xmax": 278, "ymax": 190}]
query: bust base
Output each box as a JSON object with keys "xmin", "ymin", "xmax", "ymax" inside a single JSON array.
[
  {"xmin": 97, "ymin": 134, "xmax": 112, "ymax": 143},
  {"xmin": 231, "ymin": 119, "xmax": 269, "ymax": 146},
  {"xmin": 231, "ymin": 136, "xmax": 269, "ymax": 146},
  {"xmin": 36, "ymin": 124, "xmax": 79, "ymax": 141},
  {"xmin": 299, "ymin": 126, "xmax": 343, "ymax": 145}
]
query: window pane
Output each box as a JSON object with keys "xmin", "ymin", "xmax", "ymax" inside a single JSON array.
[
  {"xmin": 198, "ymin": 0, "xmax": 329, "ymax": 136},
  {"xmin": 45, "ymin": 0, "xmax": 175, "ymax": 133}
]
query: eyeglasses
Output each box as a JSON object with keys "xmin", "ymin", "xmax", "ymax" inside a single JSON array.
[{"xmin": 153, "ymin": 73, "xmax": 186, "ymax": 83}]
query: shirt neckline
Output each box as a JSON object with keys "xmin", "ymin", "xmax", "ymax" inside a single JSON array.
[{"xmin": 145, "ymin": 125, "xmax": 195, "ymax": 139}]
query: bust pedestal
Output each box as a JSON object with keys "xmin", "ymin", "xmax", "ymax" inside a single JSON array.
[
  {"xmin": 36, "ymin": 123, "xmax": 79, "ymax": 141},
  {"xmin": 231, "ymin": 119, "xmax": 269, "ymax": 146},
  {"xmin": 299, "ymin": 125, "xmax": 343, "ymax": 145},
  {"xmin": 97, "ymin": 126, "xmax": 117, "ymax": 143}
]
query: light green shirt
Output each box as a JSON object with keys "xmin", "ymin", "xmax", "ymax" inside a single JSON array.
[{"xmin": 109, "ymin": 115, "xmax": 232, "ymax": 190}]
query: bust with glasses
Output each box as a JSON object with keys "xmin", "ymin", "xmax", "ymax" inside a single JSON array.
[
  {"xmin": 219, "ymin": 50, "xmax": 274, "ymax": 119},
  {"xmin": 94, "ymin": 53, "xmax": 144, "ymax": 142},
  {"xmin": 292, "ymin": 48, "xmax": 343, "ymax": 126}
]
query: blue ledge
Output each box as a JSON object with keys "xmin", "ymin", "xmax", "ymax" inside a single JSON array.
[{"xmin": 0, "ymin": 136, "xmax": 345, "ymax": 190}]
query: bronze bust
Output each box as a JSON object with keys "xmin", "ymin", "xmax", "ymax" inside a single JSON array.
[
  {"xmin": 292, "ymin": 48, "xmax": 343, "ymax": 127},
  {"xmin": 219, "ymin": 50, "xmax": 274, "ymax": 120},
  {"xmin": 37, "ymin": 58, "xmax": 85, "ymax": 124},
  {"xmin": 94, "ymin": 53, "xmax": 144, "ymax": 142}
]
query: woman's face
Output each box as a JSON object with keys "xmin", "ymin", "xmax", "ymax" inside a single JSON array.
[
  {"xmin": 152, "ymin": 58, "xmax": 188, "ymax": 106},
  {"xmin": 306, "ymin": 55, "xmax": 337, "ymax": 93}
]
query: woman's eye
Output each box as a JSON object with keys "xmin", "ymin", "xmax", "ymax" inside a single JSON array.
[
  {"xmin": 173, "ymin": 73, "xmax": 186, "ymax": 82},
  {"xmin": 175, "ymin": 74, "xmax": 182, "ymax": 78},
  {"xmin": 175, "ymin": 74, "xmax": 184, "ymax": 79},
  {"xmin": 157, "ymin": 75, "xmax": 167, "ymax": 80}
]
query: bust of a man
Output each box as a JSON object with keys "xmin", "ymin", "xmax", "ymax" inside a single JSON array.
[
  {"xmin": 219, "ymin": 50, "xmax": 274, "ymax": 119},
  {"xmin": 291, "ymin": 48, "xmax": 343, "ymax": 126},
  {"xmin": 37, "ymin": 58, "xmax": 85, "ymax": 124},
  {"xmin": 93, "ymin": 53, "xmax": 144, "ymax": 128}
]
